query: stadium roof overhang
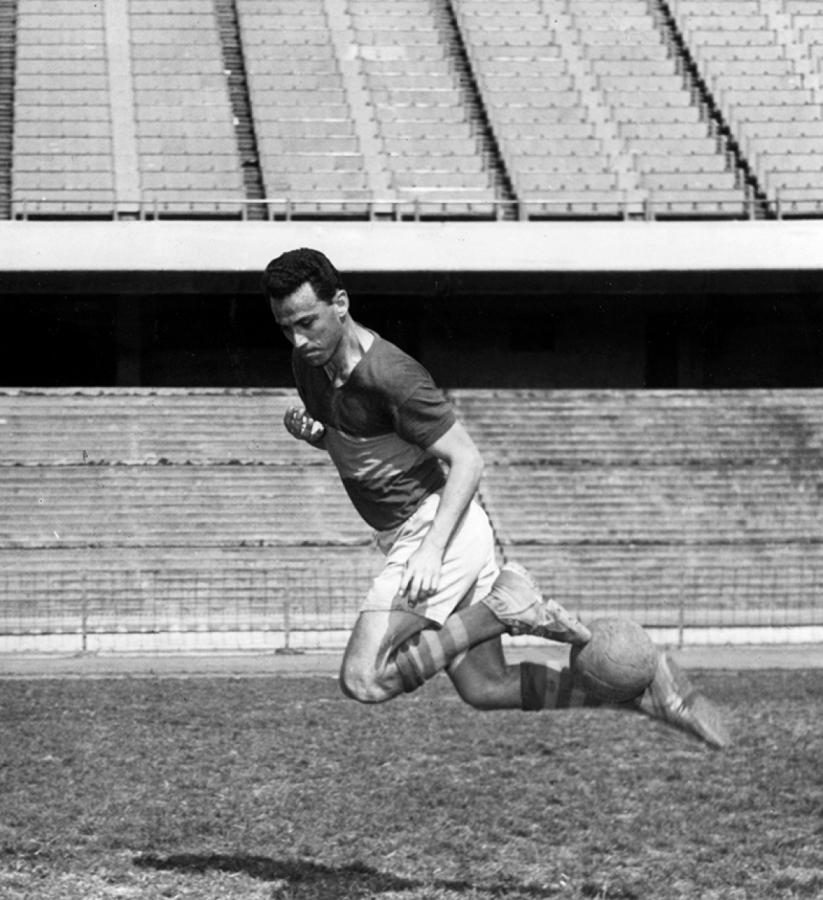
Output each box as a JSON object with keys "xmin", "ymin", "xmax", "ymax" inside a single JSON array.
[{"xmin": 1, "ymin": 219, "xmax": 822, "ymax": 295}]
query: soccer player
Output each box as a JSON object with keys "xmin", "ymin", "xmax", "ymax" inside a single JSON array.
[{"xmin": 263, "ymin": 248, "xmax": 730, "ymax": 749}]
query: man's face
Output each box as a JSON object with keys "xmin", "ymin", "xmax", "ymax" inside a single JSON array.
[{"xmin": 271, "ymin": 281, "xmax": 347, "ymax": 367}]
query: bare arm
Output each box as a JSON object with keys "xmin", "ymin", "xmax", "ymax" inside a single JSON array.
[{"xmin": 399, "ymin": 420, "xmax": 484, "ymax": 605}]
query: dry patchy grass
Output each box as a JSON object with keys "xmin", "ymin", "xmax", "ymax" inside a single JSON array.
[{"xmin": 1, "ymin": 668, "xmax": 822, "ymax": 899}]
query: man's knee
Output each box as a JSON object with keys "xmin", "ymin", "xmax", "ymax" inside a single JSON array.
[
  {"xmin": 339, "ymin": 655, "xmax": 399, "ymax": 704},
  {"xmin": 339, "ymin": 609, "xmax": 426, "ymax": 703}
]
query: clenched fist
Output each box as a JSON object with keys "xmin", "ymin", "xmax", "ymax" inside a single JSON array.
[{"xmin": 284, "ymin": 406, "xmax": 326, "ymax": 445}]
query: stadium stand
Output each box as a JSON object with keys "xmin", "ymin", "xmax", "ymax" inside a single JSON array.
[
  {"xmin": 570, "ymin": 0, "xmax": 748, "ymax": 216},
  {"xmin": 349, "ymin": 0, "xmax": 499, "ymax": 217},
  {"xmin": 237, "ymin": 0, "xmax": 501, "ymax": 218},
  {"xmin": 11, "ymin": 0, "xmax": 246, "ymax": 217},
  {"xmin": 668, "ymin": 0, "xmax": 823, "ymax": 216},
  {"xmin": 3, "ymin": 0, "xmax": 823, "ymax": 219},
  {"xmin": 2, "ymin": 388, "xmax": 822, "ymax": 650},
  {"xmin": 237, "ymin": 0, "xmax": 380, "ymax": 217},
  {"xmin": 0, "ymin": 390, "xmax": 375, "ymax": 647},
  {"xmin": 0, "ymin": 0, "xmax": 14, "ymax": 219},
  {"xmin": 454, "ymin": 0, "xmax": 748, "ymax": 217},
  {"xmin": 129, "ymin": 0, "xmax": 245, "ymax": 216},
  {"xmin": 455, "ymin": 0, "xmax": 626, "ymax": 217},
  {"xmin": 453, "ymin": 390, "xmax": 823, "ymax": 630},
  {"xmin": 12, "ymin": 0, "xmax": 117, "ymax": 216}
]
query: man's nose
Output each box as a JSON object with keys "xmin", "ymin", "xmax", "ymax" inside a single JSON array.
[{"xmin": 293, "ymin": 332, "xmax": 309, "ymax": 349}]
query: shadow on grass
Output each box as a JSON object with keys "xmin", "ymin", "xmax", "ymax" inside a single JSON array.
[{"xmin": 133, "ymin": 852, "xmax": 559, "ymax": 898}]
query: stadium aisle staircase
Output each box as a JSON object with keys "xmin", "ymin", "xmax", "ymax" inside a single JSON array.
[
  {"xmin": 213, "ymin": 0, "xmax": 267, "ymax": 218},
  {"xmin": 12, "ymin": 0, "xmax": 247, "ymax": 218}
]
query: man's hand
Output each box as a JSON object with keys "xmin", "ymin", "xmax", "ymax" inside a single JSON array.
[
  {"xmin": 284, "ymin": 406, "xmax": 325, "ymax": 444},
  {"xmin": 399, "ymin": 541, "xmax": 444, "ymax": 607}
]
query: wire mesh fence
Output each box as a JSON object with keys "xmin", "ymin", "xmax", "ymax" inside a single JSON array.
[
  {"xmin": 2, "ymin": 553, "xmax": 821, "ymax": 654},
  {"xmin": 0, "ymin": 556, "xmax": 378, "ymax": 653}
]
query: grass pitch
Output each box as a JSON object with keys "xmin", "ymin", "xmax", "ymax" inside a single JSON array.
[{"xmin": 1, "ymin": 667, "xmax": 821, "ymax": 899}]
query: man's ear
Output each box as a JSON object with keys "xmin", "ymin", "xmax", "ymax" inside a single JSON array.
[{"xmin": 333, "ymin": 290, "xmax": 349, "ymax": 319}]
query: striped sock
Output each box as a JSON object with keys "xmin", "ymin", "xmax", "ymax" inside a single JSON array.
[
  {"xmin": 520, "ymin": 662, "xmax": 603, "ymax": 710},
  {"xmin": 393, "ymin": 615, "xmax": 472, "ymax": 693}
]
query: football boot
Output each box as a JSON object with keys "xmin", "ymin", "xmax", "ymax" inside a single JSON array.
[
  {"xmin": 482, "ymin": 563, "xmax": 591, "ymax": 646},
  {"xmin": 635, "ymin": 651, "xmax": 731, "ymax": 749}
]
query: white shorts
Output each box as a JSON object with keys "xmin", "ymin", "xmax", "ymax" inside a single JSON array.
[{"xmin": 364, "ymin": 493, "xmax": 500, "ymax": 626}]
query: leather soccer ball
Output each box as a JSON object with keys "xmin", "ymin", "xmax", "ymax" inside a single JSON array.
[{"xmin": 570, "ymin": 617, "xmax": 658, "ymax": 702}]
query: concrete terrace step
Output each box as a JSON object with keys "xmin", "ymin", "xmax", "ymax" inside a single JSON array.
[
  {"xmin": 505, "ymin": 542, "xmax": 823, "ymax": 626},
  {"xmin": 480, "ymin": 464, "xmax": 823, "ymax": 544},
  {"xmin": 450, "ymin": 389, "xmax": 823, "ymax": 464},
  {"xmin": 2, "ymin": 388, "xmax": 823, "ymax": 646},
  {"xmin": 2, "ymin": 465, "xmax": 365, "ymax": 548},
  {"xmin": 0, "ymin": 389, "xmax": 314, "ymax": 465}
]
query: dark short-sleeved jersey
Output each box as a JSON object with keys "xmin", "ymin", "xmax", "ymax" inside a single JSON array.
[{"xmin": 292, "ymin": 333, "xmax": 456, "ymax": 531}]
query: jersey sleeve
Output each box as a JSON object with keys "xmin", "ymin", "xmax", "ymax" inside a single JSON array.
[{"xmin": 391, "ymin": 374, "xmax": 456, "ymax": 449}]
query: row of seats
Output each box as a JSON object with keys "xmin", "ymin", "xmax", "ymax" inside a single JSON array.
[{"xmin": 9, "ymin": 0, "xmax": 822, "ymax": 218}]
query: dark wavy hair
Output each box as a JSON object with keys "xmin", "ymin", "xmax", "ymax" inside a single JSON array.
[{"xmin": 262, "ymin": 248, "xmax": 344, "ymax": 304}]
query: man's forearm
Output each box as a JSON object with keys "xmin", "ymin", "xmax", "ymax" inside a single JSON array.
[{"xmin": 422, "ymin": 452, "xmax": 484, "ymax": 554}]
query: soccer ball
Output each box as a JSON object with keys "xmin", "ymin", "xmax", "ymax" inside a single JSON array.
[{"xmin": 570, "ymin": 617, "xmax": 658, "ymax": 702}]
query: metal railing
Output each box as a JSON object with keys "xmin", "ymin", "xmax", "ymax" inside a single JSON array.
[{"xmin": 9, "ymin": 191, "xmax": 821, "ymax": 222}]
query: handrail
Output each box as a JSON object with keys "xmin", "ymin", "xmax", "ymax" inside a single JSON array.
[{"xmin": 9, "ymin": 192, "xmax": 810, "ymax": 221}]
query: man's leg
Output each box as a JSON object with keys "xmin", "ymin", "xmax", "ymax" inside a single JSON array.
[
  {"xmin": 340, "ymin": 594, "xmax": 517, "ymax": 703},
  {"xmin": 339, "ymin": 562, "xmax": 589, "ymax": 703},
  {"xmin": 447, "ymin": 634, "xmax": 600, "ymax": 711},
  {"xmin": 340, "ymin": 569, "xmax": 730, "ymax": 748},
  {"xmin": 448, "ymin": 627, "xmax": 730, "ymax": 748}
]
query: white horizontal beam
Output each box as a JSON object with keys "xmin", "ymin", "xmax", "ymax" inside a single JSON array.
[{"xmin": 1, "ymin": 219, "xmax": 822, "ymax": 274}]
